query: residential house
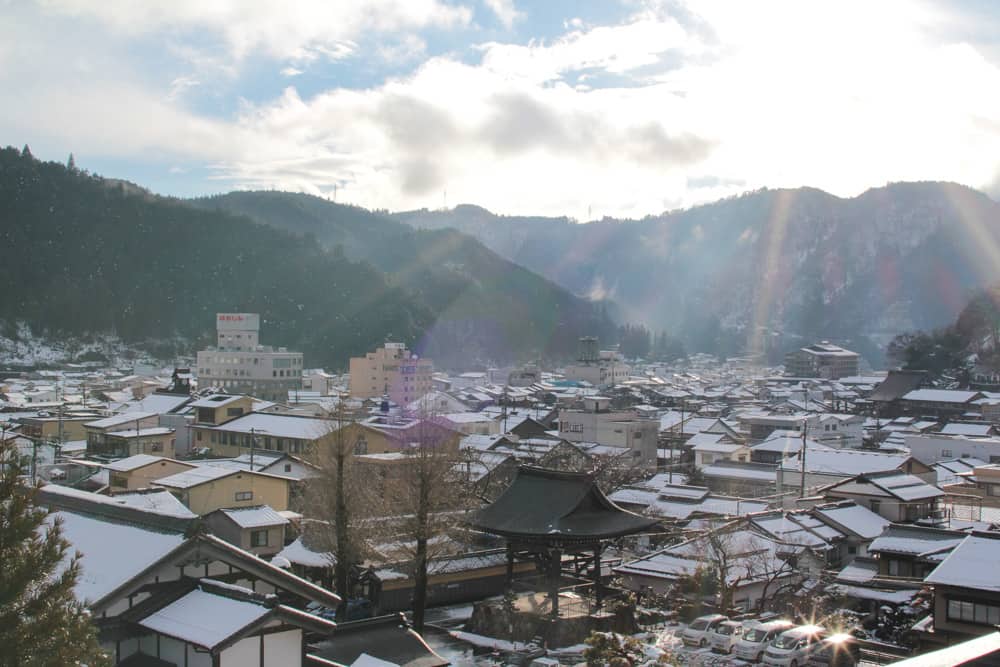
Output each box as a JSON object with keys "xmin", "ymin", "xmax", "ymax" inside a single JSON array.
[
  {"xmin": 37, "ymin": 484, "xmax": 341, "ymax": 666},
  {"xmin": 153, "ymin": 466, "xmax": 291, "ymax": 515},
  {"xmin": 105, "ymin": 455, "xmax": 197, "ymax": 492},
  {"xmin": 85, "ymin": 411, "xmax": 159, "ymax": 456},
  {"xmin": 925, "ymin": 533, "xmax": 1000, "ymax": 641},
  {"xmin": 823, "ymin": 470, "xmax": 944, "ymax": 522},
  {"xmin": 204, "ymin": 505, "xmax": 290, "ymax": 557}
]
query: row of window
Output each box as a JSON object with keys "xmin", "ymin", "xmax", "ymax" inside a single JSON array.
[
  {"xmin": 195, "ymin": 430, "xmax": 305, "ymax": 454},
  {"xmin": 948, "ymin": 598, "xmax": 1000, "ymax": 626},
  {"xmin": 202, "ymin": 356, "xmax": 302, "ymax": 366}
]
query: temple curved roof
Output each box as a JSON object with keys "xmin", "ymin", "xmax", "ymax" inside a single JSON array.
[{"xmin": 472, "ymin": 466, "xmax": 657, "ymax": 544}]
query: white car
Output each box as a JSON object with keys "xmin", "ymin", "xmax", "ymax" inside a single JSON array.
[
  {"xmin": 733, "ymin": 619, "xmax": 795, "ymax": 662},
  {"xmin": 681, "ymin": 613, "xmax": 728, "ymax": 648},
  {"xmin": 707, "ymin": 619, "xmax": 749, "ymax": 654},
  {"xmin": 762, "ymin": 625, "xmax": 826, "ymax": 667}
]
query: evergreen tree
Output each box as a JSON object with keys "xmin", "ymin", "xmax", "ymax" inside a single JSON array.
[
  {"xmin": 0, "ymin": 442, "xmax": 109, "ymax": 666},
  {"xmin": 66, "ymin": 153, "xmax": 76, "ymax": 171}
]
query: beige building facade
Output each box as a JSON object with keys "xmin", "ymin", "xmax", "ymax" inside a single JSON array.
[{"xmin": 348, "ymin": 343, "xmax": 433, "ymax": 405}]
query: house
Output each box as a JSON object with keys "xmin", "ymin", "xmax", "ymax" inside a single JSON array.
[
  {"xmin": 38, "ymin": 484, "xmax": 342, "ymax": 666},
  {"xmin": 85, "ymin": 412, "xmax": 159, "ymax": 456},
  {"xmin": 204, "ymin": 505, "xmax": 290, "ymax": 557},
  {"xmin": 941, "ymin": 463, "xmax": 1000, "ymax": 508},
  {"xmin": 98, "ymin": 427, "xmax": 176, "ymax": 459},
  {"xmin": 701, "ymin": 461, "xmax": 778, "ymax": 496},
  {"xmin": 899, "ymin": 389, "xmax": 986, "ymax": 419},
  {"xmin": 822, "ymin": 470, "xmax": 944, "ymax": 523},
  {"xmin": 433, "ymin": 412, "xmax": 500, "ymax": 436},
  {"xmin": 925, "ymin": 533, "xmax": 1000, "ymax": 640},
  {"xmin": 750, "ymin": 431, "xmax": 832, "ymax": 464},
  {"xmin": 867, "ymin": 524, "xmax": 966, "ymax": 580},
  {"xmin": 153, "ymin": 466, "xmax": 292, "ymax": 514},
  {"xmin": 812, "ymin": 500, "xmax": 890, "ymax": 561},
  {"xmin": 609, "ymin": 482, "xmax": 769, "ymax": 525},
  {"xmin": 905, "ymin": 432, "xmax": 1000, "ymax": 465},
  {"xmin": 868, "ymin": 370, "xmax": 928, "ymax": 418},
  {"xmin": 105, "ymin": 455, "xmax": 197, "ymax": 492},
  {"xmin": 309, "ymin": 614, "xmax": 449, "ymax": 667},
  {"xmin": 776, "ymin": 450, "xmax": 934, "ymax": 495},
  {"xmin": 190, "ymin": 410, "xmax": 330, "ymax": 458},
  {"xmin": 615, "ymin": 527, "xmax": 798, "ymax": 611},
  {"xmin": 691, "ymin": 434, "xmax": 750, "ymax": 468}
]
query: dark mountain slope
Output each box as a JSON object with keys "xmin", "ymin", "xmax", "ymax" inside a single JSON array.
[
  {"xmin": 395, "ymin": 183, "xmax": 1000, "ymax": 362},
  {"xmin": 191, "ymin": 191, "xmax": 616, "ymax": 364},
  {"xmin": 0, "ymin": 149, "xmax": 611, "ymax": 368}
]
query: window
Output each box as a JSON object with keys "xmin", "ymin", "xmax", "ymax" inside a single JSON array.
[
  {"xmin": 942, "ymin": 449, "xmax": 953, "ymax": 458},
  {"xmin": 354, "ymin": 437, "xmax": 368, "ymax": 455},
  {"xmin": 948, "ymin": 599, "xmax": 1000, "ymax": 626},
  {"xmin": 235, "ymin": 491, "xmax": 253, "ymax": 501},
  {"xmin": 250, "ymin": 530, "xmax": 269, "ymax": 547},
  {"xmin": 870, "ymin": 500, "xmax": 881, "ymax": 514},
  {"xmin": 284, "ymin": 463, "xmax": 292, "ymax": 473}
]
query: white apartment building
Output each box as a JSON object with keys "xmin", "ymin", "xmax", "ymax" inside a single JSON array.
[
  {"xmin": 196, "ymin": 314, "xmax": 303, "ymax": 401},
  {"xmin": 563, "ymin": 349, "xmax": 631, "ymax": 387}
]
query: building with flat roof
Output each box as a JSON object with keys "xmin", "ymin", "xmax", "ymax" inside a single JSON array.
[
  {"xmin": 784, "ymin": 341, "xmax": 860, "ymax": 379},
  {"xmin": 196, "ymin": 313, "xmax": 304, "ymax": 401},
  {"xmin": 348, "ymin": 343, "xmax": 433, "ymax": 405}
]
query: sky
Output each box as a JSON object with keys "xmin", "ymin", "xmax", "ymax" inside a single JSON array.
[{"xmin": 5, "ymin": 0, "xmax": 1000, "ymax": 219}]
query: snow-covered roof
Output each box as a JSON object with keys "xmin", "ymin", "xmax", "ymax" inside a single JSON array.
[
  {"xmin": 219, "ymin": 505, "xmax": 289, "ymax": 528},
  {"xmin": 197, "ymin": 412, "xmax": 328, "ymax": 440},
  {"xmin": 275, "ymin": 536, "xmax": 333, "ymax": 569},
  {"xmin": 702, "ymin": 463, "xmax": 777, "ymax": 482},
  {"xmin": 902, "ymin": 389, "xmax": 980, "ymax": 404},
  {"xmin": 925, "ymin": 534, "xmax": 1000, "ymax": 592},
  {"xmin": 153, "ymin": 465, "xmax": 239, "ymax": 488},
  {"xmin": 109, "ymin": 490, "xmax": 197, "ymax": 518},
  {"xmin": 41, "ymin": 484, "xmax": 196, "ymax": 519},
  {"xmin": 105, "ymin": 427, "xmax": 174, "ymax": 439},
  {"xmin": 52, "ymin": 509, "xmax": 186, "ymax": 603},
  {"xmin": 190, "ymin": 394, "xmax": 247, "ymax": 408},
  {"xmin": 939, "ymin": 423, "xmax": 993, "ymax": 437},
  {"xmin": 115, "ymin": 393, "xmax": 192, "ymax": 415},
  {"xmin": 869, "ymin": 526, "xmax": 965, "ymax": 559},
  {"xmin": 780, "ymin": 449, "xmax": 909, "ymax": 476},
  {"xmin": 85, "ymin": 411, "xmax": 158, "ymax": 429},
  {"xmin": 139, "ymin": 588, "xmax": 270, "ymax": 649},
  {"xmin": 104, "ymin": 454, "xmax": 171, "ymax": 472},
  {"xmin": 813, "ymin": 502, "xmax": 889, "ymax": 540}
]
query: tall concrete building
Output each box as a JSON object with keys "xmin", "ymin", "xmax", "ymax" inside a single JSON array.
[
  {"xmin": 784, "ymin": 341, "xmax": 860, "ymax": 379},
  {"xmin": 562, "ymin": 338, "xmax": 631, "ymax": 387},
  {"xmin": 348, "ymin": 342, "xmax": 433, "ymax": 406},
  {"xmin": 196, "ymin": 313, "xmax": 303, "ymax": 401}
]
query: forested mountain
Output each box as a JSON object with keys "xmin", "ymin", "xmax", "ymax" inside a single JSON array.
[
  {"xmin": 190, "ymin": 191, "xmax": 617, "ymax": 364},
  {"xmin": 0, "ymin": 148, "xmax": 613, "ymax": 368},
  {"xmin": 395, "ymin": 184, "xmax": 1000, "ymax": 364}
]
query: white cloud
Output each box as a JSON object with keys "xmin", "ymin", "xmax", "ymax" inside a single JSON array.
[
  {"xmin": 482, "ymin": 0, "xmax": 523, "ymax": 29},
  {"xmin": 8, "ymin": 0, "xmax": 1000, "ymax": 218},
  {"xmin": 37, "ymin": 0, "xmax": 471, "ymax": 61}
]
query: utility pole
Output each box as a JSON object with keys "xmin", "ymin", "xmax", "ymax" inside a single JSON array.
[
  {"xmin": 800, "ymin": 417, "xmax": 808, "ymax": 498},
  {"xmin": 249, "ymin": 427, "xmax": 267, "ymax": 470}
]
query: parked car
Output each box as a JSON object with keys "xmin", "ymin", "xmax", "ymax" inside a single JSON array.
[
  {"xmin": 733, "ymin": 619, "xmax": 796, "ymax": 662},
  {"xmin": 808, "ymin": 633, "xmax": 860, "ymax": 667},
  {"xmin": 708, "ymin": 619, "xmax": 750, "ymax": 654},
  {"xmin": 681, "ymin": 613, "xmax": 728, "ymax": 648},
  {"xmin": 762, "ymin": 625, "xmax": 827, "ymax": 667}
]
